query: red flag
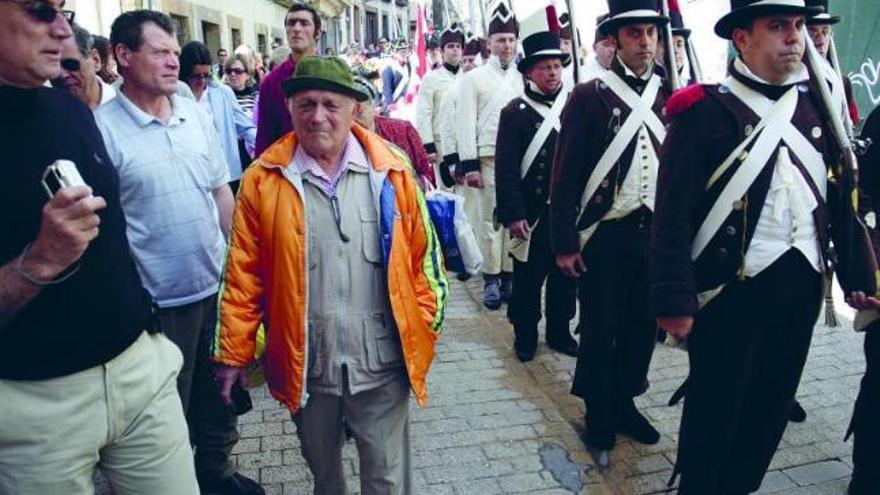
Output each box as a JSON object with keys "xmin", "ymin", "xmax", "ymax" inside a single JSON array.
[{"xmin": 415, "ymin": 1, "xmax": 428, "ymax": 79}]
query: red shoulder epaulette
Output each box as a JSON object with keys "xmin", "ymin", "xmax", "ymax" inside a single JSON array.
[{"xmin": 665, "ymin": 84, "xmax": 706, "ymax": 119}]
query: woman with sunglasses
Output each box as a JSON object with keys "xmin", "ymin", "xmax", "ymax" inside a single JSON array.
[
  {"xmin": 223, "ymin": 53, "xmax": 259, "ymax": 182},
  {"xmin": 180, "ymin": 41, "xmax": 256, "ymax": 194}
]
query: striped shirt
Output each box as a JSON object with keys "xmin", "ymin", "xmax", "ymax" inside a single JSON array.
[
  {"xmin": 232, "ymin": 85, "xmax": 258, "ymax": 118},
  {"xmin": 294, "ymin": 132, "xmax": 370, "ymax": 197}
]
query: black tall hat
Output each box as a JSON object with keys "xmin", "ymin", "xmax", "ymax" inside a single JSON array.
[
  {"xmin": 559, "ymin": 12, "xmax": 573, "ymax": 40},
  {"xmin": 599, "ymin": 0, "xmax": 670, "ymax": 33},
  {"xmin": 487, "ymin": 0, "xmax": 519, "ymax": 36},
  {"xmin": 805, "ymin": 0, "xmax": 840, "ymax": 25},
  {"xmin": 517, "ymin": 4, "xmax": 571, "ymax": 73},
  {"xmin": 463, "ymin": 34, "xmax": 482, "ymax": 56},
  {"xmin": 715, "ymin": 0, "xmax": 821, "ymax": 39},
  {"xmin": 440, "ymin": 23, "xmax": 466, "ymax": 48},
  {"xmin": 670, "ymin": 8, "xmax": 691, "ymax": 37}
]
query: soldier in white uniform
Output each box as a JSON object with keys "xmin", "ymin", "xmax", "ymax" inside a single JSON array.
[
  {"xmin": 438, "ymin": 35, "xmax": 482, "ymax": 189},
  {"xmin": 456, "ymin": 0, "xmax": 524, "ymax": 309},
  {"xmin": 415, "ymin": 24, "xmax": 465, "ymax": 189},
  {"xmin": 582, "ymin": 14, "xmax": 615, "ymax": 83}
]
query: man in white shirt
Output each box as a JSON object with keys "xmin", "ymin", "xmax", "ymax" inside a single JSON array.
[
  {"xmin": 456, "ymin": 0, "xmax": 524, "ymax": 310},
  {"xmin": 415, "ymin": 23, "xmax": 465, "ymax": 187},
  {"xmin": 50, "ymin": 23, "xmax": 116, "ymax": 109},
  {"xmin": 581, "ymin": 14, "xmax": 616, "ymax": 83}
]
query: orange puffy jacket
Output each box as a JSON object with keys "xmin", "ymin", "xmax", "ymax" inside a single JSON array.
[{"xmin": 212, "ymin": 125, "xmax": 448, "ymax": 412}]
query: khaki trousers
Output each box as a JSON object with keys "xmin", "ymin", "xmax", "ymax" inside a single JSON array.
[
  {"xmin": 462, "ymin": 156, "xmax": 513, "ymax": 275},
  {"xmin": 158, "ymin": 293, "xmax": 238, "ymax": 481},
  {"xmin": 292, "ymin": 375, "xmax": 411, "ymax": 495},
  {"xmin": 0, "ymin": 332, "xmax": 198, "ymax": 495}
]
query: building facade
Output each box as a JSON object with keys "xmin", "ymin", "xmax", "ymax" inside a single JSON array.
[{"xmin": 68, "ymin": 0, "xmax": 355, "ymax": 61}]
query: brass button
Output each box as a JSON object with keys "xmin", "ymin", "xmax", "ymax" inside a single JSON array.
[
  {"xmin": 725, "ymin": 226, "xmax": 737, "ymax": 236},
  {"xmin": 744, "ymin": 125, "xmax": 754, "ymax": 136}
]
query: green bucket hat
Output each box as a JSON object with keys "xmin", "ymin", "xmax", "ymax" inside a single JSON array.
[{"xmin": 281, "ymin": 56, "xmax": 369, "ymax": 102}]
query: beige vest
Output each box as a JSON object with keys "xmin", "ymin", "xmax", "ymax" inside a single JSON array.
[{"xmin": 302, "ymin": 165, "xmax": 405, "ymax": 396}]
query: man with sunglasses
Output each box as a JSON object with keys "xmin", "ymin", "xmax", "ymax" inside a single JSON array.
[
  {"xmin": 50, "ymin": 22, "xmax": 116, "ymax": 110},
  {"xmin": 0, "ymin": 0, "xmax": 199, "ymax": 493}
]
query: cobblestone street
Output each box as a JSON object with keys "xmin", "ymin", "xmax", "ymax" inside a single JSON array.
[{"xmin": 224, "ymin": 277, "xmax": 866, "ymax": 494}]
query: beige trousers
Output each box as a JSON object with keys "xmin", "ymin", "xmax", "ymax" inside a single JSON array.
[
  {"xmin": 462, "ymin": 156, "xmax": 513, "ymax": 275},
  {"xmin": 0, "ymin": 332, "xmax": 198, "ymax": 495},
  {"xmin": 292, "ymin": 375, "xmax": 411, "ymax": 495}
]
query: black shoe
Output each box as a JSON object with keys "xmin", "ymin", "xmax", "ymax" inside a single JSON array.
[
  {"xmin": 515, "ymin": 347, "xmax": 536, "ymax": 362},
  {"xmin": 616, "ymin": 403, "xmax": 660, "ymax": 445},
  {"xmin": 456, "ymin": 272, "xmax": 472, "ymax": 282},
  {"xmin": 547, "ymin": 335, "xmax": 578, "ymax": 357},
  {"xmin": 199, "ymin": 472, "xmax": 265, "ymax": 495},
  {"xmin": 582, "ymin": 424, "xmax": 616, "ymax": 451},
  {"xmin": 788, "ymin": 400, "xmax": 807, "ymax": 423},
  {"xmin": 500, "ymin": 272, "xmax": 513, "ymax": 303}
]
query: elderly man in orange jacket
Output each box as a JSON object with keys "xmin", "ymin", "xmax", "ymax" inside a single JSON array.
[{"xmin": 212, "ymin": 56, "xmax": 448, "ymax": 495}]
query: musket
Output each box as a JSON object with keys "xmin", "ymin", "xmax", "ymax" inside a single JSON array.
[
  {"xmin": 828, "ymin": 35, "xmax": 856, "ymax": 137},
  {"xmin": 660, "ymin": 0, "xmax": 682, "ymax": 91},
  {"xmin": 685, "ymin": 37, "xmax": 703, "ymax": 83},
  {"xmin": 562, "ymin": 0, "xmax": 583, "ymax": 84},
  {"xmin": 803, "ymin": 26, "xmax": 879, "ymax": 295}
]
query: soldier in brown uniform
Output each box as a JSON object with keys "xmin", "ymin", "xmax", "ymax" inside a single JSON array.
[
  {"xmin": 650, "ymin": 1, "xmax": 877, "ymax": 492},
  {"xmin": 849, "ymin": 104, "xmax": 880, "ymax": 495},
  {"xmin": 550, "ymin": 0, "xmax": 670, "ymax": 453},
  {"xmin": 495, "ymin": 6, "xmax": 578, "ymax": 362}
]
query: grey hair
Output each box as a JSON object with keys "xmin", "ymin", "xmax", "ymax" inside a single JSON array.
[{"xmin": 72, "ymin": 23, "xmax": 95, "ymax": 57}]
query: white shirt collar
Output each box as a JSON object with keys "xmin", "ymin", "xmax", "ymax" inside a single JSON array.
[
  {"xmin": 618, "ymin": 55, "xmax": 654, "ymax": 81},
  {"xmin": 734, "ymin": 57, "xmax": 809, "ymax": 86}
]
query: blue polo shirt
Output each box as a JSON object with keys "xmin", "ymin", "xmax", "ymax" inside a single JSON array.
[{"xmin": 95, "ymin": 89, "xmax": 230, "ymax": 308}]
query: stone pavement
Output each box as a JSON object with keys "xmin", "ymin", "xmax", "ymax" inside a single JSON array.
[{"xmin": 223, "ymin": 277, "xmax": 866, "ymax": 495}]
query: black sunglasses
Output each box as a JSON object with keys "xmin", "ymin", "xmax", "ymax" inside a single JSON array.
[
  {"xmin": 187, "ymin": 73, "xmax": 212, "ymax": 82},
  {"xmin": 60, "ymin": 58, "xmax": 81, "ymax": 71},
  {"xmin": 6, "ymin": 1, "xmax": 75, "ymax": 24}
]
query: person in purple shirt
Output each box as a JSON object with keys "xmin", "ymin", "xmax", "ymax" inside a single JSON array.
[{"xmin": 254, "ymin": 2, "xmax": 320, "ymax": 155}]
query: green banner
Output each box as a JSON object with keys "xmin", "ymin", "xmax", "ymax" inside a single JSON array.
[{"xmin": 832, "ymin": 0, "xmax": 880, "ymax": 117}]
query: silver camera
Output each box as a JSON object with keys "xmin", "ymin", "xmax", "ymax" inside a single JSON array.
[{"xmin": 41, "ymin": 159, "xmax": 88, "ymax": 199}]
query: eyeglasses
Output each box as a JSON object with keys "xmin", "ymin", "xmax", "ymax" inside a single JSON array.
[
  {"xmin": 187, "ymin": 73, "xmax": 212, "ymax": 82},
  {"xmin": 224, "ymin": 68, "xmax": 246, "ymax": 75},
  {"xmin": 4, "ymin": 1, "xmax": 75, "ymax": 24},
  {"xmin": 60, "ymin": 58, "xmax": 81, "ymax": 72}
]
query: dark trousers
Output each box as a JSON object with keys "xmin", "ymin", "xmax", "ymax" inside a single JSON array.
[
  {"xmin": 571, "ymin": 209, "xmax": 655, "ymax": 424},
  {"xmin": 850, "ymin": 324, "xmax": 880, "ymax": 494},
  {"xmin": 507, "ymin": 217, "xmax": 577, "ymax": 352},
  {"xmin": 676, "ymin": 250, "xmax": 822, "ymax": 494},
  {"xmin": 159, "ymin": 294, "xmax": 238, "ymax": 482}
]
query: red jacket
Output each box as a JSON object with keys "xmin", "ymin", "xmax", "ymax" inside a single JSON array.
[{"xmin": 375, "ymin": 116, "xmax": 435, "ymax": 186}]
